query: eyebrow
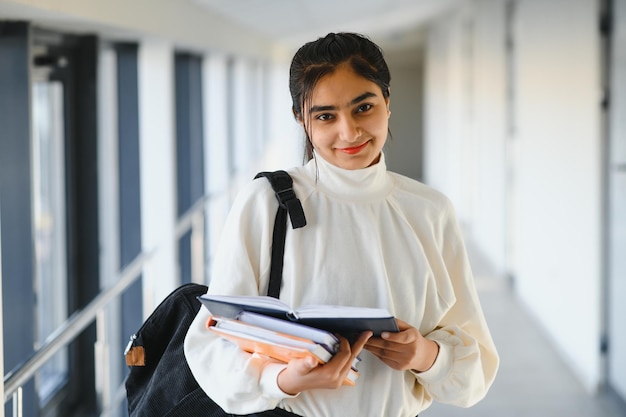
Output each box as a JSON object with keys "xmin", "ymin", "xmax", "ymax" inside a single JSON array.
[{"xmin": 309, "ymin": 91, "xmax": 377, "ymax": 114}]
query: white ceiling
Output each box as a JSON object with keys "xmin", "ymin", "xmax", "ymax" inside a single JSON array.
[
  {"xmin": 0, "ymin": 0, "xmax": 463, "ymax": 65},
  {"xmin": 192, "ymin": 0, "xmax": 464, "ymax": 53}
]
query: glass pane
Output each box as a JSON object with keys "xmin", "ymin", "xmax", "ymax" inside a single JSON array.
[{"xmin": 31, "ymin": 81, "xmax": 69, "ymax": 403}]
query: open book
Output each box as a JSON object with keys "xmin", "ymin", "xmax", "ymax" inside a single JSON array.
[
  {"xmin": 207, "ymin": 314, "xmax": 359, "ymax": 385},
  {"xmin": 198, "ymin": 294, "xmax": 398, "ymax": 339}
]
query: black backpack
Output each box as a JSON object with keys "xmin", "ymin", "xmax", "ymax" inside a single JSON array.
[{"xmin": 125, "ymin": 171, "xmax": 306, "ymax": 416}]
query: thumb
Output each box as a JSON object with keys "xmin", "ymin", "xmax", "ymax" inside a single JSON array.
[
  {"xmin": 301, "ymin": 356, "xmax": 319, "ymax": 370},
  {"xmin": 291, "ymin": 356, "xmax": 318, "ymax": 374}
]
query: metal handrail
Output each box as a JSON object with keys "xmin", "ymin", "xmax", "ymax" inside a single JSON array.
[
  {"xmin": 2, "ymin": 190, "xmax": 212, "ymax": 413},
  {"xmin": 175, "ymin": 193, "xmax": 213, "ymax": 286},
  {"xmin": 175, "ymin": 193, "xmax": 212, "ymax": 240},
  {"xmin": 3, "ymin": 250, "xmax": 153, "ymax": 403}
]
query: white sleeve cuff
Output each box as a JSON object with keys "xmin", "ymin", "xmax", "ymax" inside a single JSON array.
[
  {"xmin": 411, "ymin": 339, "xmax": 453, "ymax": 384},
  {"xmin": 259, "ymin": 361, "xmax": 300, "ymax": 400}
]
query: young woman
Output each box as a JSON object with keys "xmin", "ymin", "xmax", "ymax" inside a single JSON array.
[{"xmin": 184, "ymin": 32, "xmax": 498, "ymax": 417}]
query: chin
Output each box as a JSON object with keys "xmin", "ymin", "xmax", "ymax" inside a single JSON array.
[{"xmin": 337, "ymin": 155, "xmax": 379, "ymax": 170}]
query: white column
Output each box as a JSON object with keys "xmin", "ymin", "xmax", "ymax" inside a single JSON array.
[
  {"xmin": 138, "ymin": 40, "xmax": 178, "ymax": 314},
  {"xmin": 96, "ymin": 44, "xmax": 122, "ymax": 414},
  {"xmin": 202, "ymin": 53, "xmax": 231, "ymax": 282}
]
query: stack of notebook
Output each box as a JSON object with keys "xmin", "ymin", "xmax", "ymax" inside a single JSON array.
[{"xmin": 198, "ymin": 294, "xmax": 399, "ymax": 385}]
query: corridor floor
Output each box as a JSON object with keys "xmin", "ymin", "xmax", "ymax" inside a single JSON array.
[{"xmin": 424, "ymin": 275, "xmax": 626, "ymax": 417}]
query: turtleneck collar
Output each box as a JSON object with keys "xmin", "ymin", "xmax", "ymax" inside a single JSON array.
[{"xmin": 303, "ymin": 152, "xmax": 393, "ymax": 201}]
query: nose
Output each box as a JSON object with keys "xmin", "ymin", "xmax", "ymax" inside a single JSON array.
[{"xmin": 338, "ymin": 115, "xmax": 361, "ymax": 143}]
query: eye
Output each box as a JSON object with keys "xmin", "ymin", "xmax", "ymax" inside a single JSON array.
[
  {"xmin": 356, "ymin": 103, "xmax": 372, "ymax": 113},
  {"xmin": 315, "ymin": 113, "xmax": 334, "ymax": 121}
]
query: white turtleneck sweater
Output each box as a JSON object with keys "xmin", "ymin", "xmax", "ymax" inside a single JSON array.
[{"xmin": 184, "ymin": 153, "xmax": 498, "ymax": 417}]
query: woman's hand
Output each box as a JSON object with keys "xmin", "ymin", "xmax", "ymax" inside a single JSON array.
[
  {"xmin": 364, "ymin": 319, "xmax": 439, "ymax": 372},
  {"xmin": 277, "ymin": 331, "xmax": 372, "ymax": 395}
]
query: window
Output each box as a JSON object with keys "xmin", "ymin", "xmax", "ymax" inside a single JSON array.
[
  {"xmin": 31, "ymin": 79, "xmax": 70, "ymax": 404},
  {"xmin": 175, "ymin": 52, "xmax": 205, "ymax": 284}
]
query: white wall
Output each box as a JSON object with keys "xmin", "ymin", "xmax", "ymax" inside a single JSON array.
[
  {"xmin": 424, "ymin": 0, "xmax": 508, "ymax": 277},
  {"xmin": 467, "ymin": 0, "xmax": 508, "ymax": 277},
  {"xmin": 260, "ymin": 53, "xmax": 304, "ymax": 170},
  {"xmin": 424, "ymin": 0, "xmax": 604, "ymax": 392},
  {"xmin": 424, "ymin": 7, "xmax": 471, "ymax": 214},
  {"xmin": 385, "ymin": 59, "xmax": 425, "ymax": 181},
  {"xmin": 513, "ymin": 0, "xmax": 602, "ymax": 391}
]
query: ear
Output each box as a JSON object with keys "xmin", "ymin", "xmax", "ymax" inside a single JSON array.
[
  {"xmin": 385, "ymin": 97, "xmax": 391, "ymax": 117},
  {"xmin": 293, "ymin": 108, "xmax": 304, "ymax": 125}
]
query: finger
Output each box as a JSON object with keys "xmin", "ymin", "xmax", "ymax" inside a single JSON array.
[
  {"xmin": 285, "ymin": 356, "xmax": 319, "ymax": 379},
  {"xmin": 364, "ymin": 336, "xmax": 386, "ymax": 348},
  {"xmin": 331, "ymin": 333, "xmax": 371, "ymax": 369},
  {"xmin": 364, "ymin": 340, "xmax": 398, "ymax": 358},
  {"xmin": 324, "ymin": 336, "xmax": 354, "ymax": 374},
  {"xmin": 365, "ymin": 336, "xmax": 414, "ymax": 361},
  {"xmin": 366, "ymin": 336, "xmax": 405, "ymax": 352},
  {"xmin": 296, "ymin": 355, "xmax": 320, "ymax": 373},
  {"xmin": 333, "ymin": 335, "xmax": 352, "ymax": 360},
  {"xmin": 381, "ymin": 331, "xmax": 415, "ymax": 345},
  {"xmin": 338, "ymin": 332, "xmax": 372, "ymax": 376},
  {"xmin": 351, "ymin": 331, "xmax": 373, "ymax": 354},
  {"xmin": 381, "ymin": 321, "xmax": 419, "ymax": 345},
  {"xmin": 394, "ymin": 318, "xmax": 411, "ymax": 330},
  {"xmin": 363, "ymin": 343, "xmax": 404, "ymax": 368}
]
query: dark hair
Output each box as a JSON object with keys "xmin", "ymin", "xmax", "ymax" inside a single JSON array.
[{"xmin": 289, "ymin": 32, "xmax": 391, "ymax": 162}]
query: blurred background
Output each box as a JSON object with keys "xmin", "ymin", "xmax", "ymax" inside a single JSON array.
[{"xmin": 0, "ymin": 0, "xmax": 625, "ymax": 416}]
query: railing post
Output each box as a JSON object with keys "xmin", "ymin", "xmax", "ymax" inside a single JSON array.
[
  {"xmin": 175, "ymin": 195, "xmax": 209, "ymax": 286},
  {"xmin": 10, "ymin": 388, "xmax": 20, "ymax": 417},
  {"xmin": 94, "ymin": 310, "xmax": 110, "ymax": 415},
  {"xmin": 191, "ymin": 209, "xmax": 205, "ymax": 284}
]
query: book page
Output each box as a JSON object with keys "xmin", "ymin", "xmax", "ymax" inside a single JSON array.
[
  {"xmin": 208, "ymin": 317, "xmax": 333, "ymax": 363},
  {"xmin": 202, "ymin": 294, "xmax": 290, "ymax": 311},
  {"xmin": 294, "ymin": 304, "xmax": 393, "ymax": 319},
  {"xmin": 238, "ymin": 311, "xmax": 339, "ymax": 351}
]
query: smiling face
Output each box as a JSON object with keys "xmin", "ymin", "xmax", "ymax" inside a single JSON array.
[{"xmin": 301, "ymin": 64, "xmax": 391, "ymax": 170}]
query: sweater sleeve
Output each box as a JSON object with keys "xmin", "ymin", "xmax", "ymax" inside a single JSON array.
[
  {"xmin": 413, "ymin": 201, "xmax": 499, "ymax": 407},
  {"xmin": 183, "ymin": 180, "xmax": 297, "ymax": 414}
]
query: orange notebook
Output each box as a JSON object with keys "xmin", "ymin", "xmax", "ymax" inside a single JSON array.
[{"xmin": 207, "ymin": 316, "xmax": 358, "ymax": 385}]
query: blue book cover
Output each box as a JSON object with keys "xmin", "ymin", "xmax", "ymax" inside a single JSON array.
[{"xmin": 198, "ymin": 294, "xmax": 399, "ymax": 339}]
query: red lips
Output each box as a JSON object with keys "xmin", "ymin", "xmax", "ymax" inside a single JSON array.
[{"xmin": 337, "ymin": 141, "xmax": 369, "ymax": 155}]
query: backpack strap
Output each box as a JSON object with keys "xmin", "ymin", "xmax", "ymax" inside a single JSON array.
[
  {"xmin": 255, "ymin": 170, "xmax": 306, "ymax": 298},
  {"xmin": 255, "ymin": 170, "xmax": 306, "ymax": 229}
]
